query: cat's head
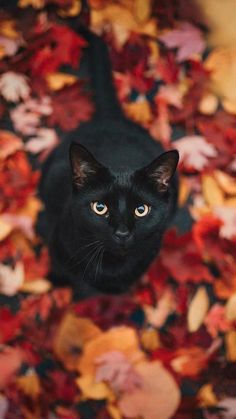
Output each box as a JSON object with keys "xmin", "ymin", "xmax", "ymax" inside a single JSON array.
[{"xmin": 69, "ymin": 142, "xmax": 179, "ymax": 260}]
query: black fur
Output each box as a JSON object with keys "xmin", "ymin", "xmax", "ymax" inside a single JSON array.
[{"xmin": 38, "ymin": 29, "xmax": 179, "ymax": 296}]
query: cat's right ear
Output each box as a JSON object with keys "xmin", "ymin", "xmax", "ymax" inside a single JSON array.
[{"xmin": 70, "ymin": 142, "xmax": 102, "ymax": 188}]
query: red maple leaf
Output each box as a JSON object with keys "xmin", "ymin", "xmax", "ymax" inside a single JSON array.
[
  {"xmin": 47, "ymin": 84, "xmax": 94, "ymax": 131},
  {"xmin": 28, "ymin": 24, "xmax": 87, "ymax": 77},
  {"xmin": 0, "ymin": 308, "xmax": 21, "ymax": 344}
]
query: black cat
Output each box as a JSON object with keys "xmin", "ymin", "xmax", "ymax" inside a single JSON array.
[{"xmin": 38, "ymin": 29, "xmax": 179, "ymax": 296}]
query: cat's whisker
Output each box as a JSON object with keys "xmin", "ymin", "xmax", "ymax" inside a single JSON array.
[
  {"xmin": 94, "ymin": 246, "xmax": 104, "ymax": 284},
  {"xmin": 66, "ymin": 240, "xmax": 101, "ymax": 266},
  {"xmin": 81, "ymin": 244, "xmax": 103, "ymax": 283}
]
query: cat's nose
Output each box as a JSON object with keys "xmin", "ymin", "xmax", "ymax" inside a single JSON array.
[{"xmin": 115, "ymin": 229, "xmax": 130, "ymax": 239}]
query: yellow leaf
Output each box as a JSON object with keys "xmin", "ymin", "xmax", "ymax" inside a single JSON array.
[
  {"xmin": 54, "ymin": 313, "xmax": 102, "ymax": 370},
  {"xmin": 17, "ymin": 371, "xmax": 41, "ymax": 399},
  {"xmin": 202, "ymin": 174, "xmax": 224, "ymax": 207},
  {"xmin": 205, "ymin": 47, "xmax": 236, "ymax": 108},
  {"xmin": 17, "ymin": 196, "xmax": 42, "ymax": 221},
  {"xmin": 225, "ymin": 330, "xmax": 236, "ymax": 361},
  {"xmin": 187, "ymin": 287, "xmax": 209, "ymax": 332},
  {"xmin": 107, "ymin": 403, "xmax": 122, "ymax": 419},
  {"xmin": 76, "ymin": 374, "xmax": 114, "ymax": 400},
  {"xmin": 198, "ymin": 383, "xmax": 218, "ymax": 407},
  {"xmin": 178, "ymin": 176, "xmax": 191, "ymax": 206},
  {"xmin": 59, "ymin": 0, "xmax": 82, "ymax": 17},
  {"xmin": 123, "ymin": 99, "xmax": 152, "ymax": 124},
  {"xmin": 77, "ymin": 326, "xmax": 144, "ymax": 376},
  {"xmin": 0, "ymin": 20, "xmax": 19, "ymax": 39},
  {"xmin": 46, "ymin": 72, "xmax": 77, "ymax": 91},
  {"xmin": 198, "ymin": 93, "xmax": 218, "ymax": 115},
  {"xmin": 140, "ymin": 328, "xmax": 161, "ymax": 352},
  {"xmin": 20, "ymin": 279, "xmax": 51, "ymax": 294},
  {"xmin": 118, "ymin": 361, "xmax": 180, "ymax": 419},
  {"xmin": 134, "ymin": 0, "xmax": 151, "ymax": 23},
  {"xmin": 214, "ymin": 170, "xmax": 236, "ymax": 195},
  {"xmin": 0, "ymin": 217, "xmax": 12, "ymax": 241},
  {"xmin": 18, "ymin": 0, "xmax": 45, "ymax": 8},
  {"xmin": 226, "ymin": 293, "xmax": 236, "ymax": 321}
]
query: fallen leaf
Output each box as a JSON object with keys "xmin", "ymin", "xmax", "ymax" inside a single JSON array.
[
  {"xmin": 0, "ymin": 347, "xmax": 23, "ymax": 389},
  {"xmin": 225, "ymin": 294, "xmax": 236, "ymax": 321},
  {"xmin": 225, "ymin": 331, "xmax": 236, "ymax": 361},
  {"xmin": 17, "ymin": 369, "xmax": 41, "ymax": 399},
  {"xmin": 123, "ymin": 96, "xmax": 152, "ymax": 124},
  {"xmin": 144, "ymin": 290, "xmax": 176, "ymax": 328},
  {"xmin": 214, "ymin": 170, "xmax": 236, "ymax": 195},
  {"xmin": 10, "ymin": 97, "xmax": 52, "ymax": 135},
  {"xmin": 46, "ymin": 72, "xmax": 77, "ymax": 91},
  {"xmin": 0, "ymin": 262, "xmax": 24, "ymax": 296},
  {"xmin": 77, "ymin": 326, "xmax": 144, "ymax": 376},
  {"xmin": 204, "ymin": 304, "xmax": 231, "ymax": 338},
  {"xmin": 213, "ymin": 207, "xmax": 236, "ymax": 239},
  {"xmin": 0, "ymin": 130, "xmax": 23, "ymax": 160},
  {"xmin": 175, "ymin": 136, "xmax": 217, "ymax": 171},
  {"xmin": 198, "ymin": 383, "xmax": 218, "ymax": 407},
  {"xmin": 0, "ymin": 72, "xmax": 30, "ymax": 102},
  {"xmin": 171, "ymin": 347, "xmax": 207, "ymax": 377},
  {"xmin": 187, "ymin": 287, "xmax": 209, "ymax": 332},
  {"xmin": 159, "ymin": 22, "xmax": 205, "ymax": 62},
  {"xmin": 0, "ymin": 35, "xmax": 21, "ymax": 57},
  {"xmin": 118, "ymin": 361, "xmax": 180, "ymax": 419},
  {"xmin": 202, "ymin": 175, "xmax": 225, "ymax": 207},
  {"xmin": 95, "ymin": 351, "xmax": 142, "ymax": 393},
  {"xmin": 54, "ymin": 312, "xmax": 102, "ymax": 370},
  {"xmin": 140, "ymin": 328, "xmax": 161, "ymax": 352},
  {"xmin": 20, "ymin": 278, "xmax": 51, "ymax": 294},
  {"xmin": 76, "ymin": 373, "xmax": 114, "ymax": 400},
  {"xmin": 25, "ymin": 128, "xmax": 59, "ymax": 160}
]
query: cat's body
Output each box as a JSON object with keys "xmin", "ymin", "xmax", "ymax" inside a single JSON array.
[{"xmin": 38, "ymin": 28, "xmax": 179, "ymax": 296}]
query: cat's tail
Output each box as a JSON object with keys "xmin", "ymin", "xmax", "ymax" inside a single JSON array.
[{"xmin": 69, "ymin": 21, "xmax": 124, "ymax": 120}]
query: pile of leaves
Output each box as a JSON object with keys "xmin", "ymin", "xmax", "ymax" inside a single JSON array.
[{"xmin": 0, "ymin": 0, "xmax": 236, "ymax": 418}]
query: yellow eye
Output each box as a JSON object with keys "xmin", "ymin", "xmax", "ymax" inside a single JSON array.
[
  {"xmin": 135, "ymin": 204, "xmax": 150, "ymax": 217},
  {"xmin": 91, "ymin": 202, "xmax": 108, "ymax": 216}
]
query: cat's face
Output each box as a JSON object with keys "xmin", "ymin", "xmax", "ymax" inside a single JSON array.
[{"xmin": 69, "ymin": 143, "xmax": 179, "ymax": 258}]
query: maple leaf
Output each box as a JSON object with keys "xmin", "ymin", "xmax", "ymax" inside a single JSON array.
[
  {"xmin": 0, "ymin": 130, "xmax": 23, "ymax": 160},
  {"xmin": 25, "ymin": 127, "xmax": 59, "ymax": 161},
  {"xmin": 0, "ymin": 35, "xmax": 21, "ymax": 57},
  {"xmin": 204, "ymin": 304, "xmax": 231, "ymax": 338},
  {"xmin": 28, "ymin": 24, "xmax": 87, "ymax": 76},
  {"xmin": 10, "ymin": 97, "xmax": 52, "ymax": 135},
  {"xmin": 175, "ymin": 135, "xmax": 217, "ymax": 171},
  {"xmin": 213, "ymin": 207, "xmax": 236, "ymax": 240},
  {"xmin": 0, "ymin": 307, "xmax": 21, "ymax": 343},
  {"xmin": 118, "ymin": 361, "xmax": 181, "ymax": 419},
  {"xmin": 159, "ymin": 22, "xmax": 205, "ymax": 62},
  {"xmin": 0, "ymin": 347, "xmax": 24, "ymax": 389},
  {"xmin": 47, "ymin": 85, "xmax": 94, "ymax": 131},
  {"xmin": 0, "ymin": 262, "xmax": 24, "ymax": 296},
  {"xmin": 0, "ymin": 72, "xmax": 30, "ymax": 103},
  {"xmin": 95, "ymin": 351, "xmax": 142, "ymax": 393}
]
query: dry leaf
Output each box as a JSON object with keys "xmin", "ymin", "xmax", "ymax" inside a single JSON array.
[
  {"xmin": 134, "ymin": 0, "xmax": 152, "ymax": 23},
  {"xmin": 123, "ymin": 98, "xmax": 152, "ymax": 124},
  {"xmin": 0, "ymin": 72, "xmax": 30, "ymax": 102},
  {"xmin": 144, "ymin": 290, "xmax": 176, "ymax": 328},
  {"xmin": 54, "ymin": 313, "xmax": 102, "ymax": 370},
  {"xmin": 0, "ymin": 217, "xmax": 12, "ymax": 241},
  {"xmin": 202, "ymin": 174, "xmax": 224, "ymax": 207},
  {"xmin": 17, "ymin": 370, "xmax": 41, "ymax": 399},
  {"xmin": 0, "ymin": 130, "xmax": 23, "ymax": 160},
  {"xmin": 118, "ymin": 361, "xmax": 180, "ymax": 419},
  {"xmin": 18, "ymin": 0, "xmax": 45, "ymax": 8},
  {"xmin": 198, "ymin": 93, "xmax": 218, "ymax": 115},
  {"xmin": 225, "ymin": 331, "xmax": 236, "ymax": 361},
  {"xmin": 20, "ymin": 279, "xmax": 51, "ymax": 294},
  {"xmin": 0, "ymin": 347, "xmax": 23, "ymax": 389},
  {"xmin": 77, "ymin": 326, "xmax": 144, "ymax": 376},
  {"xmin": 46, "ymin": 72, "xmax": 77, "ymax": 91},
  {"xmin": 213, "ymin": 207, "xmax": 236, "ymax": 239},
  {"xmin": 205, "ymin": 47, "xmax": 236, "ymax": 110},
  {"xmin": 140, "ymin": 328, "xmax": 161, "ymax": 352},
  {"xmin": 175, "ymin": 136, "xmax": 217, "ymax": 171},
  {"xmin": 187, "ymin": 287, "xmax": 209, "ymax": 332},
  {"xmin": 76, "ymin": 374, "xmax": 114, "ymax": 400},
  {"xmin": 171, "ymin": 347, "xmax": 207, "ymax": 376},
  {"xmin": 214, "ymin": 170, "xmax": 236, "ymax": 195},
  {"xmin": 198, "ymin": 383, "xmax": 218, "ymax": 407},
  {"xmin": 225, "ymin": 294, "xmax": 236, "ymax": 321},
  {"xmin": 0, "ymin": 20, "xmax": 19, "ymax": 39},
  {"xmin": 0, "ymin": 262, "xmax": 24, "ymax": 296}
]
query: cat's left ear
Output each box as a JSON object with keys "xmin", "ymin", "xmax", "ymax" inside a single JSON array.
[
  {"xmin": 143, "ymin": 150, "xmax": 179, "ymax": 192},
  {"xmin": 70, "ymin": 142, "xmax": 103, "ymax": 187}
]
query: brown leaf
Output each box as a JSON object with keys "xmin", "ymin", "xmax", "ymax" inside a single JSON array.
[{"xmin": 118, "ymin": 361, "xmax": 180, "ymax": 419}]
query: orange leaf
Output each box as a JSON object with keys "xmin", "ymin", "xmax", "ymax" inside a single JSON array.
[
  {"xmin": 17, "ymin": 371, "xmax": 41, "ymax": 399},
  {"xmin": 54, "ymin": 312, "xmax": 102, "ymax": 370}
]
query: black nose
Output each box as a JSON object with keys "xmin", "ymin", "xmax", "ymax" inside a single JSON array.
[{"xmin": 114, "ymin": 228, "xmax": 130, "ymax": 240}]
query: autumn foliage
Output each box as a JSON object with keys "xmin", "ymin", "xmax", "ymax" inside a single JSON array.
[{"xmin": 0, "ymin": 0, "xmax": 236, "ymax": 418}]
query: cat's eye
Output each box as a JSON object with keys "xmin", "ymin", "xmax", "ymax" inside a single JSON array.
[
  {"xmin": 91, "ymin": 201, "xmax": 108, "ymax": 216},
  {"xmin": 135, "ymin": 204, "xmax": 150, "ymax": 217}
]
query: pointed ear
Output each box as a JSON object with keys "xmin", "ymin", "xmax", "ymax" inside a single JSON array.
[
  {"xmin": 144, "ymin": 150, "xmax": 179, "ymax": 192},
  {"xmin": 69, "ymin": 142, "xmax": 102, "ymax": 187}
]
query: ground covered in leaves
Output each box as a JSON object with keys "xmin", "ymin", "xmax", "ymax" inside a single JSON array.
[{"xmin": 0, "ymin": 0, "xmax": 236, "ymax": 418}]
